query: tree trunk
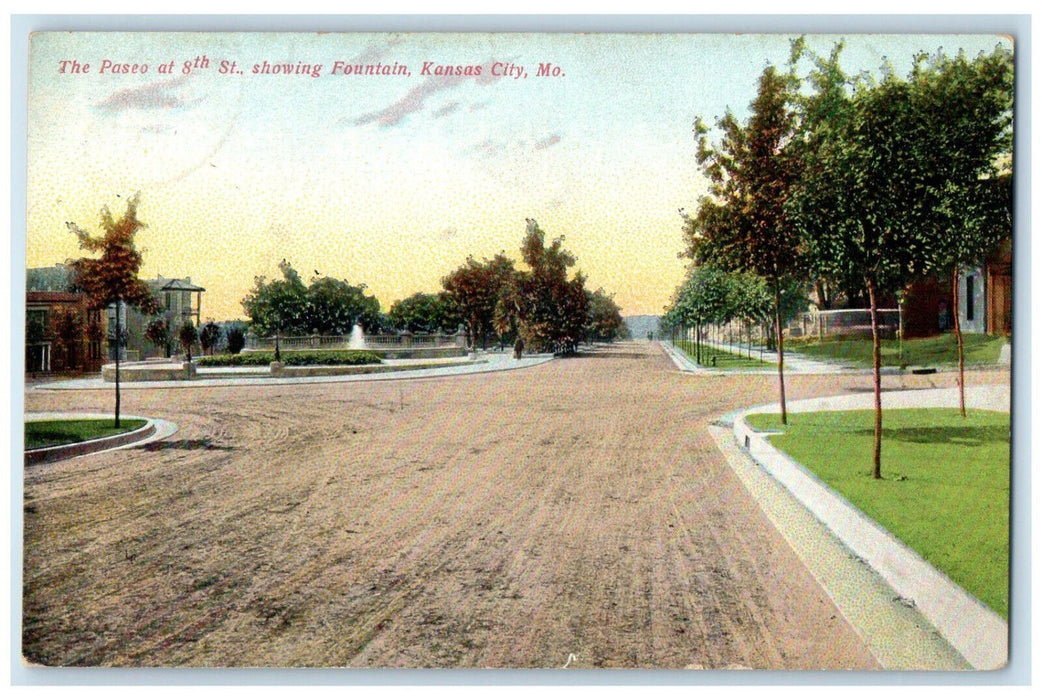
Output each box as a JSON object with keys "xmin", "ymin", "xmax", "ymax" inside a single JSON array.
[
  {"xmin": 952, "ymin": 269, "xmax": 967, "ymax": 418},
  {"xmin": 774, "ymin": 286, "xmax": 788, "ymax": 425},
  {"xmin": 114, "ymin": 300, "xmax": 121, "ymax": 429},
  {"xmin": 868, "ymin": 278, "xmax": 882, "ymax": 479}
]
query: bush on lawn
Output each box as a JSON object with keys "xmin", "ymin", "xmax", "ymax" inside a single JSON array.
[{"xmin": 197, "ymin": 350, "xmax": 382, "ymax": 367}]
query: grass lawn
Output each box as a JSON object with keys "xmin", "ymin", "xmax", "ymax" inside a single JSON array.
[
  {"xmin": 674, "ymin": 339, "xmax": 775, "ymax": 370},
  {"xmin": 787, "ymin": 334, "xmax": 1006, "ymax": 368},
  {"xmin": 746, "ymin": 408, "xmax": 1009, "ymax": 619},
  {"xmin": 25, "ymin": 418, "xmax": 148, "ymax": 450}
]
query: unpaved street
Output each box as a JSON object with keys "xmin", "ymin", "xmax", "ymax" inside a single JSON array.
[{"xmin": 22, "ymin": 343, "xmax": 1003, "ymax": 668}]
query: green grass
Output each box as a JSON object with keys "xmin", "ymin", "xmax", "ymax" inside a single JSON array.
[
  {"xmin": 674, "ymin": 339, "xmax": 775, "ymax": 370},
  {"xmin": 746, "ymin": 408, "xmax": 1009, "ymax": 618},
  {"xmin": 197, "ymin": 350, "xmax": 382, "ymax": 367},
  {"xmin": 25, "ymin": 418, "xmax": 148, "ymax": 450},
  {"xmin": 787, "ymin": 334, "xmax": 1006, "ymax": 368}
]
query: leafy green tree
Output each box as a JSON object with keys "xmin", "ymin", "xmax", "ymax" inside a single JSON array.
[
  {"xmin": 145, "ymin": 315, "xmax": 172, "ymax": 358},
  {"xmin": 224, "ymin": 322, "xmax": 247, "ymax": 355},
  {"xmin": 443, "ymin": 253, "xmax": 517, "ymax": 349},
  {"xmin": 685, "ymin": 65, "xmax": 804, "ymax": 419},
  {"xmin": 306, "ymin": 275, "xmax": 382, "ymax": 335},
  {"xmin": 585, "ymin": 288, "xmax": 626, "ymax": 342},
  {"xmin": 242, "ymin": 263, "xmax": 385, "ymax": 354},
  {"xmin": 179, "ymin": 319, "xmax": 199, "ymax": 362},
  {"xmin": 664, "ymin": 265, "xmax": 737, "ymax": 364},
  {"xmin": 909, "ymin": 47, "xmax": 1014, "ymax": 416},
  {"xmin": 788, "ymin": 43, "xmax": 971, "ymax": 477},
  {"xmin": 67, "ymin": 193, "xmax": 158, "ymax": 427},
  {"xmin": 199, "ymin": 320, "xmax": 222, "ymax": 356},
  {"xmin": 498, "ymin": 220, "xmax": 589, "ymax": 355},
  {"xmin": 241, "ymin": 259, "xmax": 309, "ymax": 338},
  {"xmin": 387, "ymin": 291, "xmax": 460, "ymax": 334}
]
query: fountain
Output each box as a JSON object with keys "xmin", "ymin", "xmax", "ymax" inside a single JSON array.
[{"xmin": 348, "ymin": 323, "xmax": 366, "ymax": 350}]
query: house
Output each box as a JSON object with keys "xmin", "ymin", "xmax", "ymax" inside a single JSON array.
[
  {"xmin": 110, "ymin": 276, "xmax": 206, "ymax": 359},
  {"xmin": 25, "ymin": 265, "xmax": 106, "ymax": 373},
  {"xmin": 900, "ymin": 237, "xmax": 1011, "ymax": 339},
  {"xmin": 957, "ymin": 238, "xmax": 1012, "ymax": 336}
]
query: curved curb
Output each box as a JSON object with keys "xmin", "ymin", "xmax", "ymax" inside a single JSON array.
[
  {"xmin": 729, "ymin": 390, "xmax": 1008, "ymax": 670},
  {"xmin": 24, "ymin": 414, "xmax": 178, "ymax": 466},
  {"xmin": 31, "ymin": 355, "xmax": 557, "ymax": 390}
]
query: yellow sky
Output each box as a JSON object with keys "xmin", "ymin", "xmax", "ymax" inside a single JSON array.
[{"xmin": 25, "ymin": 31, "xmax": 1010, "ymax": 321}]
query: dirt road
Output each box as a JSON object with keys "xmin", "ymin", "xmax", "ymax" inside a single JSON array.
[{"xmin": 22, "ymin": 342, "xmax": 1004, "ymax": 668}]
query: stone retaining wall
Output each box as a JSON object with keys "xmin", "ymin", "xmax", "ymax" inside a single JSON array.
[{"xmin": 103, "ymin": 362, "xmax": 196, "ymax": 382}]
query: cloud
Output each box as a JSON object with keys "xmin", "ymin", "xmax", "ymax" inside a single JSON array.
[
  {"xmin": 533, "ymin": 134, "xmax": 562, "ymax": 151},
  {"xmin": 351, "ymin": 60, "xmax": 509, "ymax": 128},
  {"xmin": 432, "ymin": 101, "xmax": 460, "ymax": 119},
  {"xmin": 95, "ymin": 75, "xmax": 196, "ymax": 112},
  {"xmin": 471, "ymin": 138, "xmax": 506, "ymax": 159}
]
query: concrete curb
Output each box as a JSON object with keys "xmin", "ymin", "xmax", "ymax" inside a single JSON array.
[
  {"xmin": 30, "ymin": 354, "xmax": 556, "ymax": 391},
  {"xmin": 729, "ymin": 389, "xmax": 1008, "ymax": 670},
  {"xmin": 25, "ymin": 414, "xmax": 156, "ymax": 465}
]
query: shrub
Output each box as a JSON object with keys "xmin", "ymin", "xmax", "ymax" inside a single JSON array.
[{"xmin": 196, "ymin": 350, "xmax": 382, "ymax": 367}]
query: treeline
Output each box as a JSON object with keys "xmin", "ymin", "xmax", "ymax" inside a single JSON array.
[
  {"xmin": 240, "ymin": 218, "xmax": 627, "ymax": 354},
  {"xmin": 667, "ymin": 39, "xmax": 1013, "ymax": 476}
]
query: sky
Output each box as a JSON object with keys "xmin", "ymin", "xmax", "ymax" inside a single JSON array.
[{"xmin": 25, "ymin": 31, "xmax": 1011, "ymax": 322}]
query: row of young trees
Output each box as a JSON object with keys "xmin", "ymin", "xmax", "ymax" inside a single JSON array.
[
  {"xmin": 241, "ymin": 219, "xmax": 627, "ymax": 354},
  {"xmin": 681, "ymin": 40, "xmax": 1013, "ymax": 477},
  {"xmin": 143, "ymin": 317, "xmax": 247, "ymax": 358},
  {"xmin": 663, "ymin": 266, "xmax": 805, "ymax": 363}
]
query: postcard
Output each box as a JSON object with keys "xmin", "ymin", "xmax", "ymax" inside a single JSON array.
[{"xmin": 19, "ymin": 27, "xmax": 1017, "ymax": 674}]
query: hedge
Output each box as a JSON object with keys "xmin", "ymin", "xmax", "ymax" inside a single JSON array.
[{"xmin": 197, "ymin": 350, "xmax": 382, "ymax": 367}]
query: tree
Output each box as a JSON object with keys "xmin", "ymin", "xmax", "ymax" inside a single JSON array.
[
  {"xmin": 53, "ymin": 308, "xmax": 84, "ymax": 370},
  {"xmin": 388, "ymin": 291, "xmax": 461, "ymax": 334},
  {"xmin": 145, "ymin": 315, "xmax": 172, "ymax": 357},
  {"xmin": 498, "ymin": 220, "xmax": 590, "ymax": 355},
  {"xmin": 306, "ymin": 275, "xmax": 382, "ymax": 335},
  {"xmin": 224, "ymin": 322, "xmax": 247, "ymax": 355},
  {"xmin": 242, "ymin": 263, "xmax": 385, "ymax": 353},
  {"xmin": 67, "ymin": 193, "xmax": 158, "ymax": 427},
  {"xmin": 241, "ymin": 259, "xmax": 309, "ymax": 341},
  {"xmin": 179, "ymin": 319, "xmax": 199, "ymax": 362},
  {"xmin": 685, "ymin": 65, "xmax": 804, "ymax": 421},
  {"xmin": 664, "ymin": 265, "xmax": 738, "ymax": 364},
  {"xmin": 585, "ymin": 288, "xmax": 626, "ymax": 342},
  {"xmin": 789, "ymin": 45, "xmax": 936, "ymax": 478},
  {"xmin": 910, "ymin": 47, "xmax": 1014, "ymax": 416},
  {"xmin": 199, "ymin": 320, "xmax": 222, "ymax": 356},
  {"xmin": 443, "ymin": 253, "xmax": 517, "ymax": 349}
]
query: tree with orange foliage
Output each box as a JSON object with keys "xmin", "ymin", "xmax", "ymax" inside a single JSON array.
[{"xmin": 68, "ymin": 194, "xmax": 158, "ymax": 427}]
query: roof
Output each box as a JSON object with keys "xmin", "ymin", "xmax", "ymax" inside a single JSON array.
[
  {"xmin": 27, "ymin": 291, "xmax": 85, "ymax": 304},
  {"xmin": 150, "ymin": 276, "xmax": 206, "ymax": 292}
]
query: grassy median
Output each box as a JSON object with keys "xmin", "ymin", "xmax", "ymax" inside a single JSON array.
[
  {"xmin": 674, "ymin": 339, "xmax": 775, "ymax": 370},
  {"xmin": 746, "ymin": 408, "xmax": 1010, "ymax": 618},
  {"xmin": 25, "ymin": 418, "xmax": 149, "ymax": 450}
]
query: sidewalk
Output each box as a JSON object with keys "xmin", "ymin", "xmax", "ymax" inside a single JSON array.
[
  {"xmin": 716, "ymin": 384, "xmax": 1010, "ymax": 670},
  {"xmin": 662, "ymin": 339, "xmax": 846, "ymax": 375}
]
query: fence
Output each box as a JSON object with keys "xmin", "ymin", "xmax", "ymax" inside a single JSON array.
[{"xmin": 798, "ymin": 308, "xmax": 902, "ymax": 340}]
